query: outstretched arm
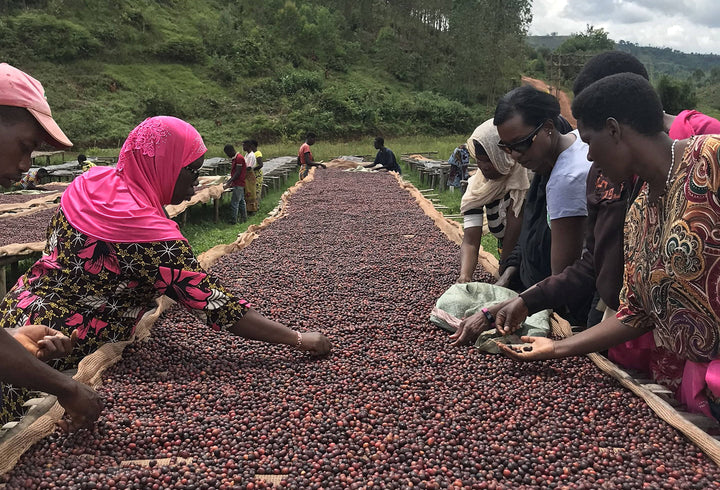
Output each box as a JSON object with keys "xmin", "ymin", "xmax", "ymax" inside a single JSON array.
[
  {"xmin": 304, "ymin": 152, "xmax": 326, "ymax": 168},
  {"xmin": 229, "ymin": 309, "xmax": 330, "ymax": 356},
  {"xmin": 498, "ymin": 316, "xmax": 649, "ymax": 361},
  {"xmin": 156, "ymin": 243, "xmax": 331, "ymax": 357}
]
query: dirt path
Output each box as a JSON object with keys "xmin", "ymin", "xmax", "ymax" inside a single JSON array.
[{"xmin": 522, "ymin": 75, "xmax": 576, "ymax": 128}]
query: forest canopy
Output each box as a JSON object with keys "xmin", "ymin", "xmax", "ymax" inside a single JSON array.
[{"xmin": 0, "ymin": 0, "xmax": 532, "ymax": 147}]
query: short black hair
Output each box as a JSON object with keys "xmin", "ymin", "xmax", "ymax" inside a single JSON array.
[
  {"xmin": 251, "ymin": 139, "xmax": 258, "ymax": 147},
  {"xmin": 0, "ymin": 105, "xmax": 35, "ymax": 127},
  {"xmin": 223, "ymin": 144, "xmax": 235, "ymax": 156},
  {"xmin": 573, "ymin": 51, "xmax": 649, "ymax": 96},
  {"xmin": 572, "ymin": 73, "xmax": 663, "ymax": 136},
  {"xmin": 242, "ymin": 139, "xmax": 252, "ymax": 146},
  {"xmin": 77, "ymin": 154, "xmax": 87, "ymax": 163},
  {"xmin": 374, "ymin": 136, "xmax": 384, "ymax": 146},
  {"xmin": 306, "ymin": 132, "xmax": 316, "ymax": 140},
  {"xmin": 494, "ymin": 85, "xmax": 563, "ymax": 130}
]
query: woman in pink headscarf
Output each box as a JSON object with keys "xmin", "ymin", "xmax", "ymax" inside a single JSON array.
[{"xmin": 0, "ymin": 116, "xmax": 331, "ymax": 425}]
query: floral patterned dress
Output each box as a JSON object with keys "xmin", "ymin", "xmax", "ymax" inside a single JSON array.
[
  {"xmin": 0, "ymin": 209, "xmax": 250, "ymax": 424},
  {"xmin": 617, "ymin": 135, "xmax": 720, "ymax": 362}
]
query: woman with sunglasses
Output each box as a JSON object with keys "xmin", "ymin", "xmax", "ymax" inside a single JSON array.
[
  {"xmin": 451, "ymin": 86, "xmax": 590, "ymax": 346},
  {"xmin": 0, "ymin": 116, "xmax": 331, "ymax": 425}
]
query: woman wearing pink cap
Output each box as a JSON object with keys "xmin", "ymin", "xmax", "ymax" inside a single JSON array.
[
  {"xmin": 0, "ymin": 63, "xmax": 102, "ymax": 432},
  {"xmin": 0, "ymin": 115, "xmax": 332, "ymax": 426}
]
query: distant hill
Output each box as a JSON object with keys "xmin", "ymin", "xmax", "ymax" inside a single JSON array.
[
  {"xmin": 526, "ymin": 35, "xmax": 720, "ymax": 120},
  {"xmin": 0, "ymin": 1, "xmax": 530, "ymax": 149},
  {"xmin": 527, "ymin": 36, "xmax": 720, "ymax": 79},
  {"xmin": 526, "ymin": 35, "xmax": 571, "ymax": 52},
  {"xmin": 616, "ymin": 41, "xmax": 720, "ymax": 79}
]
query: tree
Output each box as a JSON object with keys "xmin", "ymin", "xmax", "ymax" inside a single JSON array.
[
  {"xmin": 656, "ymin": 75, "xmax": 697, "ymax": 114},
  {"xmin": 556, "ymin": 25, "xmax": 614, "ymax": 54},
  {"xmin": 448, "ymin": 0, "xmax": 533, "ymax": 104}
]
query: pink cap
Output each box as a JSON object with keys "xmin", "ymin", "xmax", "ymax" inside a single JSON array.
[{"xmin": 0, "ymin": 63, "xmax": 72, "ymax": 148}]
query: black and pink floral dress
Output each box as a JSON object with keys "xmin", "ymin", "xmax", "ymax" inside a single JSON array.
[{"xmin": 0, "ymin": 209, "xmax": 249, "ymax": 424}]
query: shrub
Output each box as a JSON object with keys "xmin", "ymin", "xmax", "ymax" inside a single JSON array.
[
  {"xmin": 656, "ymin": 75, "xmax": 698, "ymax": 114},
  {"xmin": 140, "ymin": 89, "xmax": 184, "ymax": 119},
  {"xmin": 154, "ymin": 35, "xmax": 205, "ymax": 63},
  {"xmin": 7, "ymin": 13, "xmax": 100, "ymax": 61},
  {"xmin": 279, "ymin": 70, "xmax": 323, "ymax": 95}
]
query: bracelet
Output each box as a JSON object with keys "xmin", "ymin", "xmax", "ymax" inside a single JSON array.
[
  {"xmin": 295, "ymin": 331, "xmax": 303, "ymax": 348},
  {"xmin": 481, "ymin": 308, "xmax": 496, "ymax": 328}
]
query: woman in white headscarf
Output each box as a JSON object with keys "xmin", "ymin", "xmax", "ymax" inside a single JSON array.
[{"xmin": 457, "ymin": 119, "xmax": 530, "ymax": 283}]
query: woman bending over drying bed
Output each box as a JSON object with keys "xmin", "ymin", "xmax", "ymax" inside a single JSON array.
[
  {"xmin": 451, "ymin": 86, "xmax": 591, "ymax": 345},
  {"xmin": 502, "ymin": 73, "xmax": 720, "ymax": 420},
  {"xmin": 456, "ymin": 118, "xmax": 530, "ymax": 283},
  {"xmin": 0, "ymin": 116, "xmax": 331, "ymax": 425}
]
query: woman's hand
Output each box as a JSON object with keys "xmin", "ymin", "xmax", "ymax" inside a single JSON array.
[
  {"xmin": 450, "ymin": 311, "xmax": 487, "ymax": 346},
  {"xmin": 298, "ymin": 332, "xmax": 331, "ymax": 356},
  {"xmin": 56, "ymin": 381, "xmax": 104, "ymax": 433},
  {"xmin": 497, "ymin": 336, "xmax": 556, "ymax": 361},
  {"xmin": 11, "ymin": 325, "xmax": 78, "ymax": 362},
  {"xmin": 495, "ymin": 297, "xmax": 530, "ymax": 336}
]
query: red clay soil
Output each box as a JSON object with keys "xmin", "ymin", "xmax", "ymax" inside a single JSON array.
[{"xmin": 521, "ymin": 76, "xmax": 576, "ymax": 128}]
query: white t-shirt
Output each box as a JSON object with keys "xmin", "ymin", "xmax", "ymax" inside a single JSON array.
[
  {"xmin": 546, "ymin": 129, "xmax": 590, "ymax": 221},
  {"xmin": 244, "ymin": 151, "xmax": 257, "ymax": 168}
]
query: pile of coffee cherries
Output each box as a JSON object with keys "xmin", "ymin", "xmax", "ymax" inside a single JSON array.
[{"xmin": 4, "ymin": 170, "xmax": 719, "ymax": 489}]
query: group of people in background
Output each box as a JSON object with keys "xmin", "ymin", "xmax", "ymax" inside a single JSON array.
[
  {"xmin": 453, "ymin": 51, "xmax": 720, "ymax": 420},
  {"xmin": 224, "ymin": 139, "xmax": 264, "ymax": 224}
]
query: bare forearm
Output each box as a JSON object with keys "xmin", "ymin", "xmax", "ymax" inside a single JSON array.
[
  {"xmin": 228, "ymin": 308, "xmax": 297, "ymax": 346},
  {"xmin": 550, "ymin": 216, "xmax": 586, "ymax": 274},
  {"xmin": 0, "ymin": 329, "xmax": 74, "ymax": 397},
  {"xmin": 553, "ymin": 317, "xmax": 649, "ymax": 358},
  {"xmin": 459, "ymin": 228, "xmax": 482, "ymax": 282}
]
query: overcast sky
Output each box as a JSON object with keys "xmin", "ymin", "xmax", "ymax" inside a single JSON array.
[{"xmin": 530, "ymin": 0, "xmax": 720, "ymax": 55}]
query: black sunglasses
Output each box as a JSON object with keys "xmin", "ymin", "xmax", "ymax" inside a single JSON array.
[
  {"xmin": 184, "ymin": 165, "xmax": 201, "ymax": 179},
  {"xmin": 497, "ymin": 122, "xmax": 545, "ymax": 155}
]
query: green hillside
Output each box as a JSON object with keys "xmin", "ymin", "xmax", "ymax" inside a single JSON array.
[{"xmin": 0, "ymin": 0, "xmax": 531, "ymax": 151}]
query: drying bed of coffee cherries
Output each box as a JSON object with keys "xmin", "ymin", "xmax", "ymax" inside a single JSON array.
[
  {"xmin": 0, "ymin": 191, "xmax": 57, "ymax": 206},
  {"xmin": 0, "ymin": 208, "xmax": 56, "ymax": 248},
  {"xmin": 4, "ymin": 170, "xmax": 720, "ymax": 489}
]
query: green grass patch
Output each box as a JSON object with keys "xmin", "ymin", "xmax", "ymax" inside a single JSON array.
[
  {"xmin": 179, "ymin": 173, "xmax": 299, "ymax": 254},
  {"xmin": 397, "ymin": 159, "xmax": 500, "ymax": 260}
]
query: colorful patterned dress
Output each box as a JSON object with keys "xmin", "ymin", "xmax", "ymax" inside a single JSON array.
[
  {"xmin": 0, "ymin": 210, "xmax": 250, "ymax": 424},
  {"xmin": 617, "ymin": 135, "xmax": 720, "ymax": 416}
]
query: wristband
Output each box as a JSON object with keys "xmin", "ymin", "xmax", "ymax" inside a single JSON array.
[
  {"xmin": 481, "ymin": 308, "xmax": 496, "ymax": 328},
  {"xmin": 295, "ymin": 331, "xmax": 303, "ymax": 348}
]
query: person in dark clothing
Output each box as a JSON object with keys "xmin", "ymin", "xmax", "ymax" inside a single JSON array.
[
  {"xmin": 451, "ymin": 86, "xmax": 591, "ymax": 346},
  {"xmin": 364, "ymin": 137, "xmax": 401, "ymax": 173}
]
